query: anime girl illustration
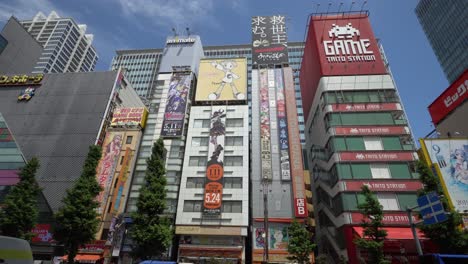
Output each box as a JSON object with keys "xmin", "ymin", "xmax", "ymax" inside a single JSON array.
[
  {"xmin": 166, "ymin": 75, "xmax": 189, "ymax": 113},
  {"xmin": 98, "ymin": 134, "xmax": 122, "ymax": 179},
  {"xmin": 209, "ymin": 109, "xmax": 226, "ymax": 146},
  {"xmin": 450, "ymin": 147, "xmax": 468, "ymax": 185},
  {"xmin": 209, "ymin": 60, "xmax": 245, "ymax": 100}
]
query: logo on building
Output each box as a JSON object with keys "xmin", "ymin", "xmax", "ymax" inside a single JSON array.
[
  {"xmin": 323, "ymin": 23, "xmax": 376, "ymax": 63},
  {"xmin": 166, "ymin": 37, "xmax": 195, "ymax": 44},
  {"xmin": 17, "ymin": 87, "xmax": 36, "ymax": 101}
]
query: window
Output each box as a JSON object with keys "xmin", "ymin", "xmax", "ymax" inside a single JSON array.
[
  {"xmin": 224, "ymin": 178, "xmax": 242, "ymax": 188},
  {"xmin": 192, "ymin": 137, "xmax": 209, "ymax": 147},
  {"xmin": 225, "ymin": 136, "xmax": 243, "ymax": 146},
  {"xmin": 224, "ymin": 156, "xmax": 243, "ymax": 166},
  {"xmin": 226, "ymin": 118, "xmax": 243, "ymax": 127},
  {"xmin": 193, "ymin": 119, "xmax": 210, "ymax": 128},
  {"xmin": 370, "ymin": 164, "xmax": 391, "ymax": 179},
  {"xmin": 222, "ymin": 201, "xmax": 242, "ymax": 213},
  {"xmin": 377, "ymin": 193, "xmax": 399, "ymax": 210},
  {"xmin": 189, "ymin": 156, "xmax": 207, "ymax": 166},
  {"xmin": 126, "ymin": 136, "xmax": 133, "ymax": 144},
  {"xmin": 186, "ymin": 177, "xmax": 204, "ymax": 188},
  {"xmin": 364, "ymin": 137, "xmax": 383, "ymax": 150},
  {"xmin": 183, "ymin": 200, "xmax": 203, "ymax": 212}
]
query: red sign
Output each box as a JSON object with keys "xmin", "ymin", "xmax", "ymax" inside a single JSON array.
[
  {"xmin": 294, "ymin": 198, "xmax": 307, "ymax": 217},
  {"xmin": 79, "ymin": 240, "xmax": 106, "ymax": 253},
  {"xmin": 334, "ymin": 126, "xmax": 407, "ymax": 136},
  {"xmin": 343, "ymin": 181, "xmax": 423, "ymax": 192},
  {"xmin": 351, "ymin": 212, "xmax": 417, "ymax": 225},
  {"xmin": 428, "ymin": 70, "xmax": 468, "ymax": 124},
  {"xmin": 31, "ymin": 224, "xmax": 53, "ymax": 243},
  {"xmin": 330, "ymin": 103, "xmax": 400, "ymax": 112},
  {"xmin": 339, "ymin": 152, "xmax": 415, "ymax": 162}
]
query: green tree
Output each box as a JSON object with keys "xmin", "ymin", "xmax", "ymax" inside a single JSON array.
[
  {"xmin": 354, "ymin": 185, "xmax": 389, "ymax": 264},
  {"xmin": 416, "ymin": 160, "xmax": 468, "ymax": 254},
  {"xmin": 287, "ymin": 220, "xmax": 316, "ymax": 264},
  {"xmin": 0, "ymin": 157, "xmax": 41, "ymax": 240},
  {"xmin": 131, "ymin": 138, "xmax": 173, "ymax": 260},
  {"xmin": 54, "ymin": 145, "xmax": 102, "ymax": 264}
]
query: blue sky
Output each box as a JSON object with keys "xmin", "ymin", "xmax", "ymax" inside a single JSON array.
[{"xmin": 0, "ymin": 0, "xmax": 448, "ymax": 140}]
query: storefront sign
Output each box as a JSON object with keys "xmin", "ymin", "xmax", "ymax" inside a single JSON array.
[
  {"xmin": 339, "ymin": 152, "xmax": 416, "ymax": 162},
  {"xmin": 251, "ymin": 15, "xmax": 289, "ymax": 65},
  {"xmin": 333, "ymin": 126, "xmax": 408, "ymax": 136},
  {"xmin": 330, "ymin": 103, "xmax": 400, "ymax": 112},
  {"xmin": 176, "ymin": 226, "xmax": 244, "ymax": 236},
  {"xmin": 428, "ymin": 70, "xmax": 468, "ymax": 124},
  {"xmin": 259, "ymin": 69, "xmax": 272, "ymax": 180},
  {"xmin": 294, "ymin": 198, "xmax": 307, "ymax": 217},
  {"xmin": 31, "ymin": 224, "xmax": 53, "ymax": 243},
  {"xmin": 342, "ymin": 181, "xmax": 423, "ymax": 192},
  {"xmin": 275, "ymin": 68, "xmax": 291, "ymax": 181},
  {"xmin": 111, "ymin": 107, "xmax": 148, "ymax": 128},
  {"xmin": 161, "ymin": 72, "xmax": 192, "ymax": 137},
  {"xmin": 0, "ymin": 74, "xmax": 43, "ymax": 86},
  {"xmin": 79, "ymin": 240, "xmax": 106, "ymax": 254},
  {"xmin": 351, "ymin": 212, "xmax": 417, "ymax": 225}
]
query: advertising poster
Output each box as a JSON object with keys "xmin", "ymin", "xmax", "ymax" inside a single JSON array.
[
  {"xmin": 111, "ymin": 107, "xmax": 148, "ymax": 128},
  {"xmin": 421, "ymin": 139, "xmax": 468, "ymax": 212},
  {"xmin": 259, "ymin": 69, "xmax": 273, "ymax": 180},
  {"xmin": 275, "ymin": 68, "xmax": 291, "ymax": 181},
  {"xmin": 96, "ymin": 131, "xmax": 123, "ymax": 214},
  {"xmin": 203, "ymin": 106, "xmax": 226, "ymax": 215},
  {"xmin": 111, "ymin": 148, "xmax": 132, "ymax": 214},
  {"xmin": 251, "ymin": 15, "xmax": 289, "ymax": 65},
  {"xmin": 195, "ymin": 58, "xmax": 247, "ymax": 102},
  {"xmin": 31, "ymin": 224, "xmax": 53, "ymax": 243},
  {"xmin": 161, "ymin": 72, "xmax": 192, "ymax": 137},
  {"xmin": 253, "ymin": 225, "xmax": 289, "ymax": 249}
]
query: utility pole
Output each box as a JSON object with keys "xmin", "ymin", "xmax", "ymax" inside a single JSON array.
[
  {"xmin": 406, "ymin": 206, "xmax": 423, "ymax": 256},
  {"xmin": 263, "ymin": 179, "xmax": 269, "ymax": 263}
]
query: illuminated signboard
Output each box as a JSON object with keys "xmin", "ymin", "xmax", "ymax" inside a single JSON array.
[
  {"xmin": 0, "ymin": 74, "xmax": 43, "ymax": 86},
  {"xmin": 111, "ymin": 107, "xmax": 148, "ymax": 128}
]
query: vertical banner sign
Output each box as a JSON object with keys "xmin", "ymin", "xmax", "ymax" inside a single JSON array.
[
  {"xmin": 283, "ymin": 68, "xmax": 307, "ymax": 217},
  {"xmin": 96, "ymin": 131, "xmax": 123, "ymax": 214},
  {"xmin": 251, "ymin": 15, "xmax": 289, "ymax": 65},
  {"xmin": 161, "ymin": 72, "xmax": 192, "ymax": 137},
  {"xmin": 259, "ymin": 69, "xmax": 273, "ymax": 180},
  {"xmin": 203, "ymin": 106, "xmax": 226, "ymax": 215},
  {"xmin": 275, "ymin": 68, "xmax": 291, "ymax": 181},
  {"xmin": 111, "ymin": 148, "xmax": 132, "ymax": 214}
]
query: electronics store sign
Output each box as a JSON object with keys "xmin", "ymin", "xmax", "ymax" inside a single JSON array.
[
  {"xmin": 323, "ymin": 23, "xmax": 376, "ymax": 63},
  {"xmin": 166, "ymin": 37, "xmax": 195, "ymax": 45},
  {"xmin": 0, "ymin": 74, "xmax": 44, "ymax": 86}
]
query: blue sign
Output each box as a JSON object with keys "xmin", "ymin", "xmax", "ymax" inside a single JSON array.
[{"xmin": 417, "ymin": 192, "xmax": 447, "ymax": 225}]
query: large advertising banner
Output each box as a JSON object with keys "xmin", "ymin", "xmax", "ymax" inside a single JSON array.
[
  {"xmin": 251, "ymin": 15, "xmax": 289, "ymax": 66},
  {"xmin": 161, "ymin": 72, "xmax": 192, "ymax": 137},
  {"xmin": 203, "ymin": 106, "xmax": 226, "ymax": 215},
  {"xmin": 259, "ymin": 69, "xmax": 273, "ymax": 180},
  {"xmin": 111, "ymin": 148, "xmax": 132, "ymax": 214},
  {"xmin": 111, "ymin": 107, "xmax": 148, "ymax": 128},
  {"xmin": 275, "ymin": 68, "xmax": 291, "ymax": 181},
  {"xmin": 195, "ymin": 58, "xmax": 247, "ymax": 102},
  {"xmin": 96, "ymin": 131, "xmax": 123, "ymax": 214},
  {"xmin": 421, "ymin": 138, "xmax": 468, "ymax": 212}
]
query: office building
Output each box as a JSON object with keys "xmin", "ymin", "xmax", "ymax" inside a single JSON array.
[
  {"xmin": 300, "ymin": 12, "xmax": 428, "ymax": 263},
  {"xmin": 415, "ymin": 0, "xmax": 467, "ymax": 83},
  {"xmin": 20, "ymin": 11, "xmax": 98, "ymax": 73}
]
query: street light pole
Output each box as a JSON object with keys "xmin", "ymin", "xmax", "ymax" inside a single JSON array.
[{"xmin": 406, "ymin": 206, "xmax": 423, "ymax": 256}]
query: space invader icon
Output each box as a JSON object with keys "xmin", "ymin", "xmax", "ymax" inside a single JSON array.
[{"xmin": 329, "ymin": 23, "xmax": 360, "ymax": 39}]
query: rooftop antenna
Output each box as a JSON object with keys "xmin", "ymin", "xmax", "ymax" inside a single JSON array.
[
  {"xmin": 172, "ymin": 27, "xmax": 178, "ymax": 37},
  {"xmin": 186, "ymin": 27, "xmax": 191, "ymax": 36},
  {"xmin": 347, "ymin": 1, "xmax": 356, "ymax": 17}
]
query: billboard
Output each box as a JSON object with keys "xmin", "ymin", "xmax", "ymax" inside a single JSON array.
[
  {"xmin": 96, "ymin": 131, "xmax": 124, "ymax": 214},
  {"xmin": 161, "ymin": 72, "xmax": 192, "ymax": 137},
  {"xmin": 31, "ymin": 224, "xmax": 53, "ymax": 243},
  {"xmin": 195, "ymin": 58, "xmax": 247, "ymax": 102},
  {"xmin": 251, "ymin": 15, "xmax": 289, "ymax": 65},
  {"xmin": 111, "ymin": 107, "xmax": 148, "ymax": 128},
  {"xmin": 111, "ymin": 148, "xmax": 132, "ymax": 214},
  {"xmin": 275, "ymin": 68, "xmax": 291, "ymax": 181},
  {"xmin": 428, "ymin": 70, "xmax": 468, "ymax": 124},
  {"xmin": 420, "ymin": 138, "xmax": 468, "ymax": 212},
  {"xmin": 203, "ymin": 106, "xmax": 226, "ymax": 215},
  {"xmin": 259, "ymin": 69, "xmax": 273, "ymax": 180}
]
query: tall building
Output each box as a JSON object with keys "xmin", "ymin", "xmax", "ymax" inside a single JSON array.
[
  {"xmin": 300, "ymin": 12, "xmax": 428, "ymax": 263},
  {"xmin": 20, "ymin": 11, "xmax": 98, "ymax": 73},
  {"xmin": 415, "ymin": 0, "xmax": 467, "ymax": 83}
]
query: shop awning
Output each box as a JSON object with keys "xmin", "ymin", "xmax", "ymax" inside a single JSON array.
[
  {"xmin": 62, "ymin": 254, "xmax": 102, "ymax": 263},
  {"xmin": 353, "ymin": 226, "xmax": 425, "ymax": 240}
]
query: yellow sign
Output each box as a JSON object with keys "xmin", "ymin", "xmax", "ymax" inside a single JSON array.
[
  {"xmin": 111, "ymin": 107, "xmax": 148, "ymax": 128},
  {"xmin": 195, "ymin": 58, "xmax": 247, "ymax": 102},
  {"xmin": 0, "ymin": 74, "xmax": 43, "ymax": 86}
]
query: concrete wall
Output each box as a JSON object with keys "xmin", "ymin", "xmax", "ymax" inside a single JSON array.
[{"xmin": 159, "ymin": 35, "xmax": 204, "ymax": 76}]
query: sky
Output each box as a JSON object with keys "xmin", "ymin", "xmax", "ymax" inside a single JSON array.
[{"xmin": 0, "ymin": 0, "xmax": 449, "ymax": 140}]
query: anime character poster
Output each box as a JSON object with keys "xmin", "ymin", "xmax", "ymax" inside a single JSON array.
[
  {"xmin": 423, "ymin": 139, "xmax": 468, "ymax": 212},
  {"xmin": 259, "ymin": 69, "xmax": 272, "ymax": 180},
  {"xmin": 275, "ymin": 68, "xmax": 291, "ymax": 181},
  {"xmin": 96, "ymin": 131, "xmax": 123, "ymax": 214},
  {"xmin": 203, "ymin": 106, "xmax": 226, "ymax": 215},
  {"xmin": 269, "ymin": 226, "xmax": 289, "ymax": 249},
  {"xmin": 161, "ymin": 72, "xmax": 192, "ymax": 137},
  {"xmin": 195, "ymin": 58, "xmax": 247, "ymax": 102}
]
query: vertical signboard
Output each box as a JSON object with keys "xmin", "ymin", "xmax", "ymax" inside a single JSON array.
[
  {"xmin": 275, "ymin": 68, "xmax": 291, "ymax": 181},
  {"xmin": 259, "ymin": 69, "xmax": 273, "ymax": 180},
  {"xmin": 251, "ymin": 15, "xmax": 289, "ymax": 66},
  {"xmin": 111, "ymin": 148, "xmax": 132, "ymax": 214},
  {"xmin": 203, "ymin": 106, "xmax": 226, "ymax": 215},
  {"xmin": 96, "ymin": 131, "xmax": 124, "ymax": 214},
  {"xmin": 161, "ymin": 72, "xmax": 192, "ymax": 137}
]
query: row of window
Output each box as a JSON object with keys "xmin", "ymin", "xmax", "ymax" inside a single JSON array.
[
  {"xmin": 321, "ymin": 90, "xmax": 399, "ymax": 104},
  {"xmin": 193, "ymin": 118, "xmax": 243, "ymax": 128},
  {"xmin": 325, "ymin": 112, "xmax": 407, "ymax": 128},
  {"xmin": 188, "ymin": 156, "xmax": 243, "ymax": 166},
  {"xmin": 183, "ymin": 200, "xmax": 242, "ymax": 213},
  {"xmin": 186, "ymin": 177, "xmax": 242, "ymax": 188},
  {"xmin": 191, "ymin": 136, "xmax": 243, "ymax": 147}
]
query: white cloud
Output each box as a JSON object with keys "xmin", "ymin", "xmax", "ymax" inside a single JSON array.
[{"xmin": 0, "ymin": 0, "xmax": 61, "ymax": 22}]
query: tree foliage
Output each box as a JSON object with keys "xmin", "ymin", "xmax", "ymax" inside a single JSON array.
[
  {"xmin": 287, "ymin": 220, "xmax": 316, "ymax": 264},
  {"xmin": 0, "ymin": 157, "xmax": 41, "ymax": 240},
  {"xmin": 131, "ymin": 138, "xmax": 173, "ymax": 260},
  {"xmin": 354, "ymin": 185, "xmax": 389, "ymax": 264},
  {"xmin": 54, "ymin": 145, "xmax": 102, "ymax": 264},
  {"xmin": 416, "ymin": 160, "xmax": 468, "ymax": 254}
]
